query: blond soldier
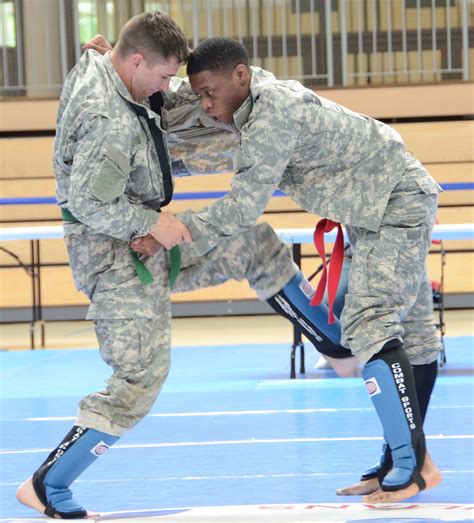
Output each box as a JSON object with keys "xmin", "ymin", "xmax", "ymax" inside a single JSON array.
[{"xmin": 167, "ymin": 38, "xmax": 443, "ymax": 503}]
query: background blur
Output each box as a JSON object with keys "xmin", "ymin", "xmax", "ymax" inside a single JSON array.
[
  {"xmin": 1, "ymin": 0, "xmax": 473, "ymax": 96},
  {"xmin": 0, "ymin": 0, "xmax": 472, "ymax": 348}
]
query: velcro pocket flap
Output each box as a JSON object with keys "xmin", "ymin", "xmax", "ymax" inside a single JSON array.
[
  {"xmin": 90, "ymin": 144, "xmax": 130, "ymax": 203},
  {"xmin": 414, "ymin": 172, "xmax": 442, "ymax": 195}
]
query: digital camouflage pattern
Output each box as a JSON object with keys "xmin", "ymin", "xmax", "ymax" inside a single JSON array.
[
  {"xmin": 176, "ymin": 67, "xmax": 440, "ymax": 251},
  {"xmin": 170, "ymin": 127, "xmax": 237, "ymax": 177},
  {"xmin": 327, "ymin": 246, "xmax": 440, "ymax": 366},
  {"xmin": 55, "ymin": 50, "xmax": 166, "ymax": 242},
  {"xmin": 55, "ymin": 52, "xmax": 295, "ymax": 435},
  {"xmin": 173, "ymin": 67, "xmax": 441, "ymax": 362},
  {"xmin": 341, "ymin": 171, "xmax": 439, "ymax": 362},
  {"xmin": 73, "ymin": 222, "xmax": 295, "ymax": 435},
  {"xmin": 176, "ymin": 221, "xmax": 296, "ymax": 303},
  {"xmin": 402, "ymin": 273, "xmax": 442, "ymax": 366}
]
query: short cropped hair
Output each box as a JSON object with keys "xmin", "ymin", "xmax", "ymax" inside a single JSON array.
[
  {"xmin": 116, "ymin": 12, "xmax": 189, "ymax": 64},
  {"xmin": 187, "ymin": 37, "xmax": 249, "ymax": 75}
]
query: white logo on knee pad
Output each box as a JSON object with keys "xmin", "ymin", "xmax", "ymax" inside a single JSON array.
[
  {"xmin": 90, "ymin": 441, "xmax": 111, "ymax": 457},
  {"xmin": 365, "ymin": 377, "xmax": 381, "ymax": 396}
]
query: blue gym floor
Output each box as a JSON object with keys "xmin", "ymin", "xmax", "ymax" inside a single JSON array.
[{"xmin": 1, "ymin": 336, "xmax": 473, "ymax": 522}]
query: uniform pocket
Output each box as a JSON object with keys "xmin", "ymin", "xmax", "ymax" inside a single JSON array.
[
  {"xmin": 413, "ymin": 170, "xmax": 442, "ymax": 195},
  {"xmin": 348, "ymin": 237, "xmax": 376, "ymax": 294},
  {"xmin": 90, "ymin": 144, "xmax": 129, "ymax": 203},
  {"xmin": 364, "ymin": 226, "xmax": 427, "ymax": 299},
  {"xmin": 95, "ymin": 319, "xmax": 156, "ymax": 375},
  {"xmin": 65, "ymin": 234, "xmax": 115, "ymax": 298}
]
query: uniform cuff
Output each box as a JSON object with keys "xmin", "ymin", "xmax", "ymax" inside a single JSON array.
[
  {"xmin": 133, "ymin": 208, "xmax": 160, "ymax": 239},
  {"xmin": 178, "ymin": 210, "xmax": 219, "ymax": 257}
]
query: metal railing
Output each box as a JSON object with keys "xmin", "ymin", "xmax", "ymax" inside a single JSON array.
[{"xmin": 0, "ymin": 0, "xmax": 473, "ymax": 98}]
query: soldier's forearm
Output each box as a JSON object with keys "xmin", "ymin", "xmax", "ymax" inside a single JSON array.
[{"xmin": 68, "ymin": 197, "xmax": 159, "ymax": 242}]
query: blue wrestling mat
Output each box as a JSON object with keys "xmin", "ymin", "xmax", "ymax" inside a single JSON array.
[{"xmin": 1, "ymin": 336, "xmax": 473, "ymax": 522}]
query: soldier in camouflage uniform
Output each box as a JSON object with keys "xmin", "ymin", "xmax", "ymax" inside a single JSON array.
[
  {"xmin": 15, "ymin": 15, "xmax": 289, "ymax": 519},
  {"xmin": 17, "ymin": 15, "xmax": 357, "ymax": 519},
  {"xmin": 15, "ymin": 14, "xmax": 191, "ymax": 519},
  {"xmin": 77, "ymin": 31, "xmax": 440, "ymax": 504},
  {"xmin": 314, "ymin": 249, "xmax": 440, "ymax": 496},
  {"xmin": 167, "ymin": 38, "xmax": 442, "ymax": 503}
]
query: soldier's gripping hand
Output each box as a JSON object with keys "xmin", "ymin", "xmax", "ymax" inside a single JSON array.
[
  {"xmin": 82, "ymin": 34, "xmax": 112, "ymax": 55},
  {"xmin": 130, "ymin": 235, "xmax": 163, "ymax": 257},
  {"xmin": 149, "ymin": 211, "xmax": 192, "ymax": 250}
]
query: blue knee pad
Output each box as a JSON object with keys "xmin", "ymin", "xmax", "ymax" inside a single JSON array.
[
  {"xmin": 362, "ymin": 344, "xmax": 426, "ymax": 491},
  {"xmin": 267, "ymin": 271, "xmax": 352, "ymax": 358},
  {"xmin": 33, "ymin": 426, "xmax": 119, "ymax": 518}
]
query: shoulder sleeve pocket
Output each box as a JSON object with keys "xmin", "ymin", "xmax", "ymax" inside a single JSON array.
[
  {"xmin": 90, "ymin": 144, "xmax": 130, "ymax": 203},
  {"xmin": 414, "ymin": 170, "xmax": 442, "ymax": 195}
]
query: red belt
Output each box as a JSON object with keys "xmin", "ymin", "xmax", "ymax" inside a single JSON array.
[{"xmin": 310, "ymin": 219, "xmax": 345, "ymax": 324}]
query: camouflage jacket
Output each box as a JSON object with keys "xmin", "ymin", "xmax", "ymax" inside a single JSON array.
[
  {"xmin": 54, "ymin": 50, "xmax": 171, "ymax": 241},
  {"xmin": 178, "ymin": 67, "xmax": 439, "ymax": 256}
]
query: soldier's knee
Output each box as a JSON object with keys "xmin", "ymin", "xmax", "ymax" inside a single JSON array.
[
  {"xmin": 254, "ymin": 222, "xmax": 279, "ymax": 244},
  {"xmin": 126, "ymin": 358, "xmax": 170, "ymax": 389},
  {"xmin": 253, "ymin": 223, "xmax": 292, "ymax": 264},
  {"xmin": 113, "ymin": 357, "xmax": 170, "ymax": 423},
  {"xmin": 125, "ymin": 330, "xmax": 171, "ymax": 391}
]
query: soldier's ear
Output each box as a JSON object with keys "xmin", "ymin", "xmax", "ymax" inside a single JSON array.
[
  {"xmin": 234, "ymin": 64, "xmax": 250, "ymax": 85},
  {"xmin": 130, "ymin": 53, "xmax": 144, "ymax": 69}
]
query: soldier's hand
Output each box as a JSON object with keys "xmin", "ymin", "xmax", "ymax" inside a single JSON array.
[
  {"xmin": 82, "ymin": 34, "xmax": 113, "ymax": 55},
  {"xmin": 149, "ymin": 212, "xmax": 192, "ymax": 250},
  {"xmin": 130, "ymin": 235, "xmax": 163, "ymax": 257}
]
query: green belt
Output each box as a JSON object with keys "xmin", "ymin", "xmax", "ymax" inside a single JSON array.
[{"xmin": 61, "ymin": 208, "xmax": 180, "ymax": 288}]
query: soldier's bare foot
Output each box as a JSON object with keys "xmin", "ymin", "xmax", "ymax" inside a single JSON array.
[
  {"xmin": 16, "ymin": 476, "xmax": 98, "ymax": 519},
  {"xmin": 336, "ymin": 477, "xmax": 380, "ymax": 496},
  {"xmin": 16, "ymin": 477, "xmax": 47, "ymax": 516},
  {"xmin": 362, "ymin": 453, "xmax": 442, "ymax": 503}
]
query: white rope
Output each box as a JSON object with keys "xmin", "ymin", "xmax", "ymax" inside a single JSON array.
[{"xmin": 0, "ymin": 224, "xmax": 473, "ymax": 243}]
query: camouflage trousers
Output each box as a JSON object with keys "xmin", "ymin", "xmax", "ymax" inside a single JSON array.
[
  {"xmin": 334, "ymin": 255, "xmax": 440, "ymax": 366},
  {"xmin": 341, "ymin": 170, "xmax": 440, "ymax": 364},
  {"xmin": 69, "ymin": 222, "xmax": 295, "ymax": 436}
]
